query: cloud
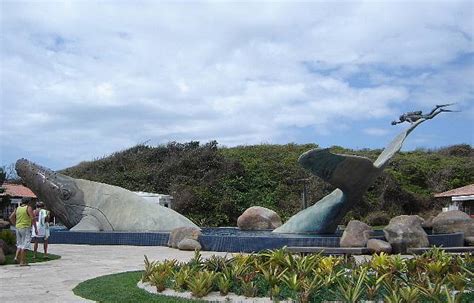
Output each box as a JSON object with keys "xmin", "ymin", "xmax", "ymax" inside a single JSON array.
[
  {"xmin": 0, "ymin": 1, "xmax": 473, "ymax": 169},
  {"xmin": 363, "ymin": 128, "xmax": 389, "ymax": 136}
]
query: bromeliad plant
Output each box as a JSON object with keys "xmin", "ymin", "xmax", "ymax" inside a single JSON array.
[
  {"xmin": 187, "ymin": 270, "xmax": 216, "ymax": 298},
  {"xmin": 141, "ymin": 247, "xmax": 474, "ymax": 302}
]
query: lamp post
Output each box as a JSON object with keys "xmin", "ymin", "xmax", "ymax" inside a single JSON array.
[{"xmin": 294, "ymin": 178, "xmax": 310, "ymax": 210}]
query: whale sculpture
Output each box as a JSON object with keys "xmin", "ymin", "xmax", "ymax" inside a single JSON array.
[
  {"xmin": 15, "ymin": 159, "xmax": 199, "ymax": 231},
  {"xmin": 274, "ymin": 105, "xmax": 455, "ymax": 234}
]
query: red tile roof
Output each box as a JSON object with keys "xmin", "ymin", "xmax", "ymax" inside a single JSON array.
[
  {"xmin": 434, "ymin": 184, "xmax": 474, "ymax": 198},
  {"xmin": 0, "ymin": 183, "xmax": 37, "ymax": 198}
]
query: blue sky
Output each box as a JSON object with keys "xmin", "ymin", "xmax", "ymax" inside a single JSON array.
[{"xmin": 1, "ymin": 1, "xmax": 473, "ymax": 170}]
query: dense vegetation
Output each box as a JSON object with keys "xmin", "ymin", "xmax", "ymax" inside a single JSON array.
[
  {"xmin": 61, "ymin": 142, "xmax": 473, "ymax": 227},
  {"xmin": 136, "ymin": 248, "xmax": 473, "ymax": 302}
]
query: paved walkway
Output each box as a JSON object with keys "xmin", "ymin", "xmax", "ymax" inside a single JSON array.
[{"xmin": 0, "ymin": 244, "xmax": 228, "ymax": 303}]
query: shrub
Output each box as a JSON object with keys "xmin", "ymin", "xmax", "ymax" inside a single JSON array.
[
  {"xmin": 364, "ymin": 211, "xmax": 391, "ymax": 226},
  {"xmin": 0, "ymin": 229, "xmax": 15, "ymax": 246},
  {"xmin": 142, "ymin": 248, "xmax": 474, "ymax": 302}
]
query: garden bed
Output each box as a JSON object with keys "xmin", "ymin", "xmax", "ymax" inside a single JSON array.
[{"xmin": 139, "ymin": 247, "xmax": 473, "ymax": 302}]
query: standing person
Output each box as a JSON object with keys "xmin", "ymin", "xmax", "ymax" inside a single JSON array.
[
  {"xmin": 31, "ymin": 202, "xmax": 50, "ymax": 259},
  {"xmin": 9, "ymin": 197, "xmax": 38, "ymax": 266}
]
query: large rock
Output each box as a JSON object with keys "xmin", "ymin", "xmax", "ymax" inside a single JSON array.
[
  {"xmin": 0, "ymin": 248, "xmax": 5, "ymax": 265},
  {"xmin": 177, "ymin": 239, "xmax": 202, "ymax": 251},
  {"xmin": 340, "ymin": 220, "xmax": 372, "ymax": 247},
  {"xmin": 168, "ymin": 227, "xmax": 202, "ymax": 248},
  {"xmin": 0, "ymin": 219, "xmax": 10, "ymax": 229},
  {"xmin": 237, "ymin": 206, "xmax": 282, "ymax": 230},
  {"xmin": 367, "ymin": 239, "xmax": 392, "ymax": 254},
  {"xmin": 466, "ymin": 237, "xmax": 474, "ymax": 246},
  {"xmin": 383, "ymin": 215, "xmax": 429, "ymax": 253},
  {"xmin": 432, "ymin": 210, "xmax": 474, "ymax": 237}
]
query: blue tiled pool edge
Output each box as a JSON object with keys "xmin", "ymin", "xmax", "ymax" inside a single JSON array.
[
  {"xmin": 48, "ymin": 229, "xmax": 465, "ymax": 252},
  {"xmin": 48, "ymin": 231, "xmax": 170, "ymax": 246}
]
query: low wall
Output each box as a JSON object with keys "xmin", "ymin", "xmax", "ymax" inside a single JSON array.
[{"xmin": 47, "ymin": 228, "xmax": 465, "ymax": 253}]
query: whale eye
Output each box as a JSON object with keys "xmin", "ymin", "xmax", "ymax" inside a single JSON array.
[{"xmin": 61, "ymin": 188, "xmax": 72, "ymax": 200}]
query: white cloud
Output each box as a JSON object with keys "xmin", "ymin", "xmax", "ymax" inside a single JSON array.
[
  {"xmin": 363, "ymin": 128, "xmax": 389, "ymax": 136},
  {"xmin": 0, "ymin": 1, "xmax": 472, "ymax": 169}
]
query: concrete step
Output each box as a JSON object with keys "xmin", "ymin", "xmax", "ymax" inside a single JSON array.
[
  {"xmin": 407, "ymin": 247, "xmax": 474, "ymax": 254},
  {"xmin": 286, "ymin": 246, "xmax": 369, "ymax": 255}
]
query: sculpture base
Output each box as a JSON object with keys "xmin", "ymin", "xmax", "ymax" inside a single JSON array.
[{"xmin": 45, "ymin": 227, "xmax": 465, "ymax": 253}]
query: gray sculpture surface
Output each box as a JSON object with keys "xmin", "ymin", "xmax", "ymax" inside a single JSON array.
[
  {"xmin": 15, "ymin": 159, "xmax": 199, "ymax": 231},
  {"xmin": 274, "ymin": 105, "xmax": 456, "ymax": 234}
]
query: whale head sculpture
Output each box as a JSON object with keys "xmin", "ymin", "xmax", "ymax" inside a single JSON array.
[
  {"xmin": 16, "ymin": 158, "xmax": 199, "ymax": 231},
  {"xmin": 16, "ymin": 158, "xmax": 84, "ymax": 228}
]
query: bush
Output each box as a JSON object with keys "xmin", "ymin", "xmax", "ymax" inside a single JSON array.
[
  {"xmin": 364, "ymin": 211, "xmax": 391, "ymax": 226},
  {"xmin": 0, "ymin": 229, "xmax": 16, "ymax": 246},
  {"xmin": 61, "ymin": 142, "xmax": 474, "ymax": 227},
  {"xmin": 139, "ymin": 247, "xmax": 474, "ymax": 302}
]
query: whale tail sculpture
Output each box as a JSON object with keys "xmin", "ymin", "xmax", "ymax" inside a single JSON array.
[
  {"xmin": 274, "ymin": 104, "xmax": 458, "ymax": 234},
  {"xmin": 15, "ymin": 159, "xmax": 198, "ymax": 231}
]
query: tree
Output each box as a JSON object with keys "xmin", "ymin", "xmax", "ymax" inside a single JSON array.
[
  {"xmin": 2, "ymin": 163, "xmax": 19, "ymax": 183},
  {"xmin": 0, "ymin": 167, "xmax": 5, "ymax": 186}
]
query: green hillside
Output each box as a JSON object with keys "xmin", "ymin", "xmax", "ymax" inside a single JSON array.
[{"xmin": 61, "ymin": 142, "xmax": 473, "ymax": 227}]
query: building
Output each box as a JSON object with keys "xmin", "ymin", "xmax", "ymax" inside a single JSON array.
[
  {"xmin": 434, "ymin": 184, "xmax": 474, "ymax": 217},
  {"xmin": 0, "ymin": 183, "xmax": 37, "ymax": 219},
  {"xmin": 134, "ymin": 191, "xmax": 174, "ymax": 208}
]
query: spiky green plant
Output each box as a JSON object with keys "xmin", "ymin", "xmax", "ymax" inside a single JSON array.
[
  {"xmin": 260, "ymin": 247, "xmax": 288, "ymax": 267},
  {"xmin": 142, "ymin": 255, "xmax": 158, "ymax": 283},
  {"xmin": 216, "ymin": 272, "xmax": 232, "ymax": 296},
  {"xmin": 172, "ymin": 266, "xmax": 193, "ymax": 291},
  {"xmin": 370, "ymin": 252, "xmax": 392, "ymax": 274},
  {"xmin": 258, "ymin": 264, "xmax": 287, "ymax": 298},
  {"xmin": 149, "ymin": 268, "xmax": 171, "ymax": 292},
  {"xmin": 187, "ymin": 270, "xmax": 216, "ymax": 298},
  {"xmin": 334, "ymin": 267, "xmax": 367, "ymax": 303},
  {"xmin": 188, "ymin": 249, "xmax": 203, "ymax": 270},
  {"xmin": 444, "ymin": 288, "xmax": 463, "ymax": 303},
  {"xmin": 384, "ymin": 288, "xmax": 403, "ymax": 303},
  {"xmin": 365, "ymin": 271, "xmax": 388, "ymax": 300},
  {"xmin": 317, "ymin": 255, "xmax": 341, "ymax": 275},
  {"xmin": 241, "ymin": 280, "xmax": 258, "ymax": 298},
  {"xmin": 399, "ymin": 286, "xmax": 421, "ymax": 302},
  {"xmin": 415, "ymin": 274, "xmax": 445, "ymax": 303},
  {"xmin": 447, "ymin": 272, "xmax": 469, "ymax": 292},
  {"xmin": 291, "ymin": 254, "xmax": 319, "ymax": 278},
  {"xmin": 204, "ymin": 255, "xmax": 231, "ymax": 272}
]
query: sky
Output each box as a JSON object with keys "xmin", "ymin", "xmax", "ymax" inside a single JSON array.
[{"xmin": 1, "ymin": 1, "xmax": 473, "ymax": 170}]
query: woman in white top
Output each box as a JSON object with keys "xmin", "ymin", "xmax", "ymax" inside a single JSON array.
[{"xmin": 31, "ymin": 202, "xmax": 50, "ymax": 259}]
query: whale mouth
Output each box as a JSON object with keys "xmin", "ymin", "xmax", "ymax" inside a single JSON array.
[{"xmin": 15, "ymin": 158, "xmax": 83, "ymax": 228}]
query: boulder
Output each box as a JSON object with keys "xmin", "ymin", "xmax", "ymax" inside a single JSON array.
[
  {"xmin": 367, "ymin": 239, "xmax": 392, "ymax": 254},
  {"xmin": 432, "ymin": 210, "xmax": 474, "ymax": 237},
  {"xmin": 0, "ymin": 219, "xmax": 10, "ymax": 229},
  {"xmin": 237, "ymin": 206, "xmax": 282, "ymax": 230},
  {"xmin": 167, "ymin": 227, "xmax": 201, "ymax": 248},
  {"xmin": 0, "ymin": 248, "xmax": 5, "ymax": 265},
  {"xmin": 465, "ymin": 237, "xmax": 474, "ymax": 246},
  {"xmin": 340, "ymin": 220, "xmax": 372, "ymax": 247},
  {"xmin": 383, "ymin": 215, "xmax": 429, "ymax": 254},
  {"xmin": 422, "ymin": 216, "xmax": 435, "ymax": 229},
  {"xmin": 177, "ymin": 239, "xmax": 202, "ymax": 251}
]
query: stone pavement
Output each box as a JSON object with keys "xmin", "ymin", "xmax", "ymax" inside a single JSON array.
[{"xmin": 0, "ymin": 244, "xmax": 229, "ymax": 303}]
